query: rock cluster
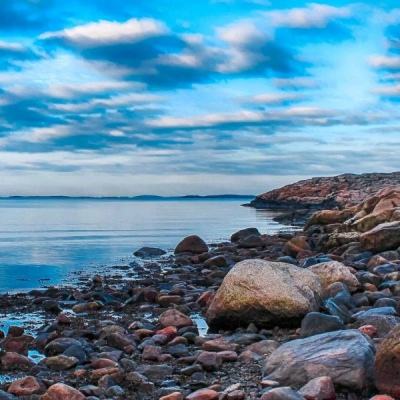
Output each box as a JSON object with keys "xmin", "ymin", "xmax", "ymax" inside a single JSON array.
[{"xmin": 2, "ymin": 184, "xmax": 400, "ymax": 399}]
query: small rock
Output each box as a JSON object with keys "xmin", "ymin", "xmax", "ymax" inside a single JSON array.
[
  {"xmin": 41, "ymin": 383, "xmax": 85, "ymax": 400},
  {"xmin": 186, "ymin": 388, "xmax": 219, "ymax": 400},
  {"xmin": 261, "ymin": 387, "xmax": 304, "ymax": 400},
  {"xmin": 134, "ymin": 247, "xmax": 166, "ymax": 258},
  {"xmin": 44, "ymin": 355, "xmax": 79, "ymax": 370},
  {"xmin": 159, "ymin": 309, "xmax": 193, "ymax": 328},
  {"xmin": 8, "ymin": 376, "xmax": 43, "ymax": 396},
  {"xmin": 300, "ymin": 312, "xmax": 344, "ymax": 337},
  {"xmin": 196, "ymin": 351, "xmax": 222, "ymax": 371},
  {"xmin": 298, "ymin": 376, "xmax": 336, "ymax": 400}
]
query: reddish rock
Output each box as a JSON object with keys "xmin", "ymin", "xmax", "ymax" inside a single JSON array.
[
  {"xmin": 369, "ymin": 396, "xmax": 395, "ymax": 400},
  {"xmin": 204, "ymin": 255, "xmax": 227, "ymax": 268},
  {"xmin": 251, "ymin": 172, "xmax": 400, "ymax": 210},
  {"xmin": 361, "ymin": 221, "xmax": 400, "ymax": 252},
  {"xmin": 2, "ymin": 334, "xmax": 34, "ymax": 354},
  {"xmin": 202, "ymin": 338, "xmax": 238, "ymax": 352},
  {"xmin": 226, "ymin": 390, "xmax": 245, "ymax": 400},
  {"xmin": 261, "ymin": 387, "xmax": 303, "ymax": 400},
  {"xmin": 186, "ymin": 388, "xmax": 219, "ymax": 400},
  {"xmin": 7, "ymin": 326, "xmax": 24, "ymax": 337},
  {"xmin": 159, "ymin": 309, "xmax": 193, "ymax": 328},
  {"xmin": 72, "ymin": 301, "xmax": 103, "ymax": 313},
  {"xmin": 142, "ymin": 345, "xmax": 162, "ymax": 361},
  {"xmin": 175, "ymin": 235, "xmax": 208, "ymax": 254},
  {"xmin": 375, "ymin": 326, "xmax": 400, "ymax": 397},
  {"xmin": 90, "ymin": 366, "xmax": 120, "ymax": 380},
  {"xmin": 217, "ymin": 350, "xmax": 238, "ymax": 362},
  {"xmin": 156, "ymin": 326, "xmax": 178, "ymax": 340},
  {"xmin": 8, "ymin": 376, "xmax": 43, "ymax": 396},
  {"xmin": 158, "ymin": 295, "xmax": 182, "ymax": 306},
  {"xmin": 197, "ymin": 291, "xmax": 214, "ymax": 307},
  {"xmin": 359, "ymin": 325, "xmax": 378, "ymax": 338},
  {"xmin": 160, "ymin": 392, "xmax": 184, "ymax": 400},
  {"xmin": 299, "ymin": 376, "xmax": 336, "ymax": 400},
  {"xmin": 1, "ymin": 351, "xmax": 34, "ymax": 371},
  {"xmin": 308, "ymin": 261, "xmax": 359, "ymax": 292},
  {"xmin": 196, "ymin": 351, "xmax": 222, "ymax": 371},
  {"xmin": 206, "ymin": 259, "xmax": 322, "ymax": 329},
  {"xmin": 42, "ymin": 383, "xmax": 86, "ymax": 400},
  {"xmin": 284, "ymin": 236, "xmax": 311, "ymax": 257},
  {"xmin": 91, "ymin": 358, "xmax": 118, "ymax": 369}
]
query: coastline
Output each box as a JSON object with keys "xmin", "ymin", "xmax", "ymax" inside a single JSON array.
[{"xmin": 1, "ymin": 188, "xmax": 400, "ymax": 399}]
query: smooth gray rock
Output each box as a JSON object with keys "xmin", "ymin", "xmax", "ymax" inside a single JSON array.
[
  {"xmin": 264, "ymin": 330, "xmax": 375, "ymax": 390},
  {"xmin": 300, "ymin": 312, "xmax": 344, "ymax": 337},
  {"xmin": 353, "ymin": 306, "xmax": 397, "ymax": 319},
  {"xmin": 134, "ymin": 247, "xmax": 166, "ymax": 258}
]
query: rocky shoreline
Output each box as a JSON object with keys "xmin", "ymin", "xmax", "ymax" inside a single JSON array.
[
  {"xmin": 245, "ymin": 172, "xmax": 400, "ymax": 226},
  {"xmin": 1, "ymin": 188, "xmax": 400, "ymax": 399}
]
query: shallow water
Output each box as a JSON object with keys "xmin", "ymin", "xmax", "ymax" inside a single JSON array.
[{"xmin": 0, "ymin": 198, "xmax": 289, "ymax": 293}]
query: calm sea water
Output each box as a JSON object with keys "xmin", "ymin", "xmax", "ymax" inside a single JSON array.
[{"xmin": 0, "ymin": 198, "xmax": 288, "ymax": 293}]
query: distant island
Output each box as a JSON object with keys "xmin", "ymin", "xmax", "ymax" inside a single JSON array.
[{"xmin": 0, "ymin": 194, "xmax": 254, "ymax": 200}]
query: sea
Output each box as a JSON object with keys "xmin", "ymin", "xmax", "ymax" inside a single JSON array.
[{"xmin": 0, "ymin": 198, "xmax": 290, "ymax": 293}]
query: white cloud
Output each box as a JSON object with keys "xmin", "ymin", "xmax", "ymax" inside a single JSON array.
[
  {"xmin": 40, "ymin": 18, "xmax": 169, "ymax": 47},
  {"xmin": 0, "ymin": 125, "xmax": 74, "ymax": 146},
  {"xmin": 244, "ymin": 92, "xmax": 303, "ymax": 104},
  {"xmin": 265, "ymin": 3, "xmax": 351, "ymax": 29},
  {"xmin": 147, "ymin": 107, "xmax": 334, "ymax": 129},
  {"xmin": 0, "ymin": 40, "xmax": 26, "ymax": 52},
  {"xmin": 373, "ymin": 84, "xmax": 400, "ymax": 97},
  {"xmin": 369, "ymin": 55, "xmax": 400, "ymax": 69}
]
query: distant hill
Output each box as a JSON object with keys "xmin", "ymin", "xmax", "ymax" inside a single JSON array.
[
  {"xmin": 247, "ymin": 172, "xmax": 400, "ymax": 210},
  {"xmin": 1, "ymin": 194, "xmax": 254, "ymax": 201}
]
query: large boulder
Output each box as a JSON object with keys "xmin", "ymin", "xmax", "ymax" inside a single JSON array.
[
  {"xmin": 360, "ymin": 221, "xmax": 400, "ymax": 252},
  {"xmin": 264, "ymin": 329, "xmax": 375, "ymax": 390},
  {"xmin": 308, "ymin": 261, "xmax": 359, "ymax": 292},
  {"xmin": 375, "ymin": 325, "xmax": 400, "ymax": 397},
  {"xmin": 174, "ymin": 235, "xmax": 208, "ymax": 254},
  {"xmin": 206, "ymin": 259, "xmax": 322, "ymax": 328}
]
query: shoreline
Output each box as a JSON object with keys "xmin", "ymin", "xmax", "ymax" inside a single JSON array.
[{"xmin": 1, "ymin": 187, "xmax": 400, "ymax": 399}]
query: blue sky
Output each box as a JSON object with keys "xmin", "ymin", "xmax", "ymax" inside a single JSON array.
[{"xmin": 1, "ymin": 0, "xmax": 400, "ymax": 195}]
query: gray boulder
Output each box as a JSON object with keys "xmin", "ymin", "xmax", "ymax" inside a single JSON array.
[{"xmin": 264, "ymin": 330, "xmax": 375, "ymax": 390}]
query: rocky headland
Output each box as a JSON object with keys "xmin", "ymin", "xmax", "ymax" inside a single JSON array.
[
  {"xmin": 247, "ymin": 172, "xmax": 400, "ymax": 225},
  {"xmin": 2, "ymin": 186, "xmax": 400, "ymax": 399}
]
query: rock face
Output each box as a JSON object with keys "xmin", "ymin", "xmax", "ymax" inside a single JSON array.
[
  {"xmin": 264, "ymin": 330, "xmax": 375, "ymax": 390},
  {"xmin": 375, "ymin": 326, "xmax": 400, "ymax": 398},
  {"xmin": 303, "ymin": 187, "xmax": 400, "ymax": 254},
  {"xmin": 360, "ymin": 221, "xmax": 400, "ymax": 252},
  {"xmin": 248, "ymin": 172, "xmax": 400, "ymax": 210},
  {"xmin": 206, "ymin": 259, "xmax": 322, "ymax": 328}
]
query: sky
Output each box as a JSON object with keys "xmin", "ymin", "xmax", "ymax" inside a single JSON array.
[{"xmin": 1, "ymin": 0, "xmax": 400, "ymax": 196}]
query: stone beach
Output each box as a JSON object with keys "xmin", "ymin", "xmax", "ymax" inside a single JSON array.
[{"xmin": 2, "ymin": 182, "xmax": 400, "ymax": 399}]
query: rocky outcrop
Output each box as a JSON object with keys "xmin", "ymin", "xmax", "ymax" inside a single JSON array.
[
  {"xmin": 248, "ymin": 172, "xmax": 400, "ymax": 211},
  {"xmin": 206, "ymin": 259, "xmax": 322, "ymax": 329},
  {"xmin": 305, "ymin": 187, "xmax": 400, "ymax": 254}
]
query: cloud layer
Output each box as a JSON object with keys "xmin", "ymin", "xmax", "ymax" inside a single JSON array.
[{"xmin": 0, "ymin": 1, "xmax": 399, "ymax": 195}]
